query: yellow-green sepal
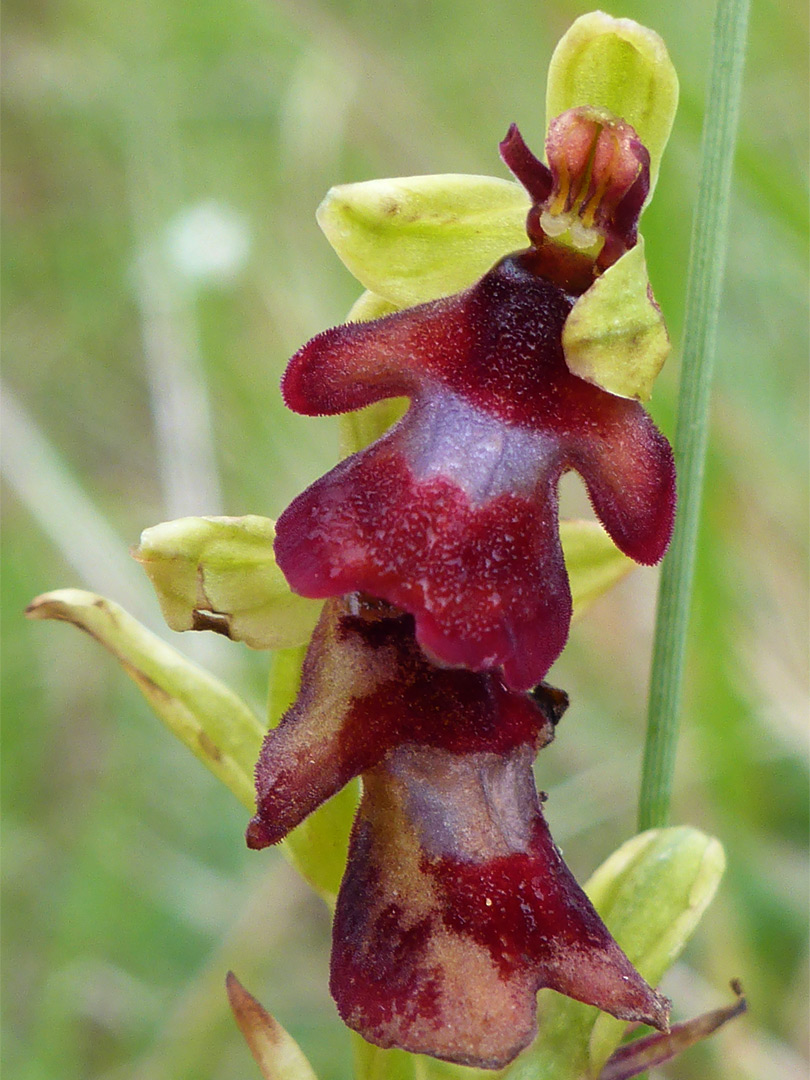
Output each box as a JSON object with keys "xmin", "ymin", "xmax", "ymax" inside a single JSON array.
[
  {"xmin": 337, "ymin": 291, "xmax": 409, "ymax": 457},
  {"xmin": 562, "ymin": 238, "xmax": 670, "ymax": 401},
  {"xmin": 26, "ymin": 589, "xmax": 264, "ymax": 809},
  {"xmin": 562, "ymin": 519, "xmax": 635, "ymax": 617},
  {"xmin": 352, "ymin": 1034, "xmax": 492, "ymax": 1080},
  {"xmin": 546, "ymin": 12, "xmax": 678, "ymax": 196},
  {"xmin": 134, "ymin": 516, "xmax": 321, "ymax": 650},
  {"xmin": 506, "ymin": 827, "xmax": 725, "ymax": 1080},
  {"xmin": 317, "ymin": 174, "xmax": 529, "ymax": 308}
]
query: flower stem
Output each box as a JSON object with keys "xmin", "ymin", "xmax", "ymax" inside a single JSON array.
[{"xmin": 639, "ymin": 0, "xmax": 751, "ymax": 831}]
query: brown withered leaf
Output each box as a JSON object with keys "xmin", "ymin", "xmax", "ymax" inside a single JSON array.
[
  {"xmin": 598, "ymin": 980, "xmax": 747, "ymax": 1080},
  {"xmin": 226, "ymin": 972, "xmax": 319, "ymax": 1080}
]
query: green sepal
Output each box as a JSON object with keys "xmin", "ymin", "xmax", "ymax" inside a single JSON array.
[
  {"xmin": 134, "ymin": 516, "xmax": 321, "ymax": 650},
  {"xmin": 26, "ymin": 589, "xmax": 264, "ymax": 809},
  {"xmin": 227, "ymin": 973, "xmax": 320, "ymax": 1080},
  {"xmin": 546, "ymin": 12, "xmax": 678, "ymax": 196},
  {"xmin": 561, "ymin": 519, "xmax": 635, "ymax": 617},
  {"xmin": 278, "ymin": 782, "xmax": 358, "ymax": 910},
  {"xmin": 505, "ymin": 827, "xmax": 725, "ymax": 1080},
  {"xmin": 317, "ymin": 174, "xmax": 529, "ymax": 309},
  {"xmin": 346, "ymin": 290, "xmax": 400, "ymax": 321},
  {"xmin": 562, "ymin": 238, "xmax": 670, "ymax": 401}
]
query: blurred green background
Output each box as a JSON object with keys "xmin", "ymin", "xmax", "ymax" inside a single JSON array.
[{"xmin": 2, "ymin": 0, "xmax": 808, "ymax": 1077}]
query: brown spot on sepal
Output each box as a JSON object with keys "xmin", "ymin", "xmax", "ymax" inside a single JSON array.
[{"xmin": 191, "ymin": 608, "xmax": 233, "ymax": 637}]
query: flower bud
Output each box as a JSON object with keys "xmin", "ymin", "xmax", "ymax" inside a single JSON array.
[{"xmin": 509, "ymin": 827, "xmax": 726, "ymax": 1080}]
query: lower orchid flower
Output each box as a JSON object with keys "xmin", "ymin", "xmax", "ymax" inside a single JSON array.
[{"xmin": 248, "ymin": 595, "xmax": 668, "ymax": 1068}]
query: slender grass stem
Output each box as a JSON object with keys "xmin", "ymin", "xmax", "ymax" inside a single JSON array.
[{"xmin": 639, "ymin": 0, "xmax": 751, "ymax": 830}]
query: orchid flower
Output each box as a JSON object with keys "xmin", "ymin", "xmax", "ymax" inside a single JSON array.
[
  {"xmin": 25, "ymin": 12, "xmax": 745, "ymax": 1080},
  {"xmin": 274, "ymin": 15, "xmax": 679, "ymax": 691}
]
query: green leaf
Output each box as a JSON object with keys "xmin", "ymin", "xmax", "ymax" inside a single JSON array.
[
  {"xmin": 505, "ymin": 827, "xmax": 725, "ymax": 1080},
  {"xmin": 317, "ymin": 174, "xmax": 529, "ymax": 308},
  {"xmin": 227, "ymin": 973, "xmax": 320, "ymax": 1080},
  {"xmin": 26, "ymin": 589, "xmax": 264, "ymax": 809},
  {"xmin": 561, "ymin": 519, "xmax": 635, "ymax": 617},
  {"xmin": 134, "ymin": 515, "xmax": 321, "ymax": 650},
  {"xmin": 546, "ymin": 12, "xmax": 679, "ymax": 195}
]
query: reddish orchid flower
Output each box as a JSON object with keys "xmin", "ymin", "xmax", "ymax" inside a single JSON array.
[
  {"xmin": 247, "ymin": 596, "xmax": 668, "ymax": 1068},
  {"xmin": 274, "ymin": 115, "xmax": 675, "ymax": 692}
]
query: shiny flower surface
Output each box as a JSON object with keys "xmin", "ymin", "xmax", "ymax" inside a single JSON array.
[{"xmin": 275, "ymin": 119, "xmax": 675, "ymax": 691}]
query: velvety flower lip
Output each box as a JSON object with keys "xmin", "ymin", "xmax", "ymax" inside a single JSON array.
[
  {"xmin": 275, "ymin": 240, "xmax": 675, "ymax": 691},
  {"xmin": 332, "ymin": 746, "xmax": 669, "ymax": 1068},
  {"xmin": 247, "ymin": 596, "xmax": 668, "ymax": 1068}
]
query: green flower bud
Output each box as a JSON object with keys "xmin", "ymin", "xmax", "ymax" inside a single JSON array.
[
  {"xmin": 505, "ymin": 827, "xmax": 725, "ymax": 1080},
  {"xmin": 134, "ymin": 515, "xmax": 321, "ymax": 650}
]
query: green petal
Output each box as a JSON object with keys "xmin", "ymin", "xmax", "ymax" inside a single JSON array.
[
  {"xmin": 546, "ymin": 12, "xmax": 679, "ymax": 195},
  {"xmin": 134, "ymin": 516, "xmax": 321, "ymax": 650},
  {"xmin": 562, "ymin": 238, "xmax": 670, "ymax": 401},
  {"xmin": 26, "ymin": 589, "xmax": 264, "ymax": 809},
  {"xmin": 317, "ymin": 174, "xmax": 529, "ymax": 307},
  {"xmin": 561, "ymin": 519, "xmax": 635, "ymax": 617},
  {"xmin": 227, "ymin": 973, "xmax": 320, "ymax": 1080},
  {"xmin": 505, "ymin": 827, "xmax": 725, "ymax": 1080}
]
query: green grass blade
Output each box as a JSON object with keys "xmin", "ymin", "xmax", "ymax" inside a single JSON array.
[{"xmin": 639, "ymin": 0, "xmax": 752, "ymax": 830}]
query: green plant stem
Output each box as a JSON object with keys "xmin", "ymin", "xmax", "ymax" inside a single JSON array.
[{"xmin": 639, "ymin": 0, "xmax": 751, "ymax": 831}]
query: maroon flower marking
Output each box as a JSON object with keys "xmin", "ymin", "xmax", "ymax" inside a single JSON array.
[
  {"xmin": 334, "ymin": 746, "xmax": 669, "ymax": 1067},
  {"xmin": 247, "ymin": 597, "xmax": 669, "ymax": 1068},
  {"xmin": 275, "ymin": 226, "xmax": 674, "ymax": 691},
  {"xmin": 246, "ymin": 594, "xmax": 556, "ymax": 849}
]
